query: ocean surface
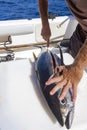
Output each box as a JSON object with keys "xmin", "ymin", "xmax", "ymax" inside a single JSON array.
[{"xmin": 0, "ymin": 0, "xmax": 72, "ymax": 20}]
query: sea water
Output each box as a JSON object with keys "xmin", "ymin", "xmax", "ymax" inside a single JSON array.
[{"xmin": 0, "ymin": 0, "xmax": 72, "ymax": 20}]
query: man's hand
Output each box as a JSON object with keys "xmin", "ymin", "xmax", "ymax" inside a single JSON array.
[
  {"xmin": 41, "ymin": 21, "xmax": 51, "ymax": 43},
  {"xmin": 46, "ymin": 64, "xmax": 83, "ymax": 102}
]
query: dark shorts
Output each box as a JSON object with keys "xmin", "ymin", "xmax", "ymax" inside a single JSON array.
[{"xmin": 69, "ymin": 24, "xmax": 86, "ymax": 58}]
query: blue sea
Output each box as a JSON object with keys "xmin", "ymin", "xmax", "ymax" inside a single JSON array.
[{"xmin": 0, "ymin": 0, "xmax": 72, "ymax": 20}]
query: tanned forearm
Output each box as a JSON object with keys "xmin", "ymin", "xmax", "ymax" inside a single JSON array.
[
  {"xmin": 74, "ymin": 39, "xmax": 87, "ymax": 70},
  {"xmin": 38, "ymin": 0, "xmax": 48, "ymax": 25}
]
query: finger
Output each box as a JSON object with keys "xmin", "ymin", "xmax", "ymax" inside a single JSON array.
[
  {"xmin": 59, "ymin": 80, "xmax": 71, "ymax": 101},
  {"xmin": 46, "ymin": 75, "xmax": 63, "ymax": 85},
  {"xmin": 50, "ymin": 79, "xmax": 67, "ymax": 95},
  {"xmin": 59, "ymin": 66, "xmax": 65, "ymax": 72},
  {"xmin": 42, "ymin": 35, "xmax": 50, "ymax": 42},
  {"xmin": 72, "ymin": 83, "xmax": 77, "ymax": 102},
  {"xmin": 55, "ymin": 66, "xmax": 64, "ymax": 74},
  {"xmin": 43, "ymin": 36, "xmax": 47, "ymax": 41}
]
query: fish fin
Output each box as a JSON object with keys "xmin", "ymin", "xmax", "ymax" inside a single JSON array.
[
  {"xmin": 33, "ymin": 52, "xmax": 37, "ymax": 61},
  {"xmin": 58, "ymin": 45, "xmax": 64, "ymax": 65}
]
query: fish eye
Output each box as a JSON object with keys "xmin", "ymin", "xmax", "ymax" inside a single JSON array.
[{"xmin": 60, "ymin": 98, "xmax": 66, "ymax": 105}]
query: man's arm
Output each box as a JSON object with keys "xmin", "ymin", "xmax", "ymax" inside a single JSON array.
[
  {"xmin": 38, "ymin": 0, "xmax": 51, "ymax": 43},
  {"xmin": 38, "ymin": 0, "xmax": 48, "ymax": 25},
  {"xmin": 74, "ymin": 39, "xmax": 87, "ymax": 70}
]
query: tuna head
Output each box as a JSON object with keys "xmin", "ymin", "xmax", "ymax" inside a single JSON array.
[{"xmin": 35, "ymin": 48, "xmax": 75, "ymax": 129}]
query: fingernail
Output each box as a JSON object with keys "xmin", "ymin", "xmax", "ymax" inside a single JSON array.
[
  {"xmin": 45, "ymin": 82, "xmax": 48, "ymax": 85},
  {"xmin": 50, "ymin": 91, "xmax": 53, "ymax": 95}
]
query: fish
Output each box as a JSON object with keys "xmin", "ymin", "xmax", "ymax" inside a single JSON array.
[{"xmin": 35, "ymin": 46, "xmax": 75, "ymax": 129}]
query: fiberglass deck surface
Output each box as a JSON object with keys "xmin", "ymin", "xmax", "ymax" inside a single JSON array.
[{"xmin": 0, "ymin": 49, "xmax": 87, "ymax": 130}]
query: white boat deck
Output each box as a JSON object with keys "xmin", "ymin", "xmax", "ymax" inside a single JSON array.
[{"xmin": 0, "ymin": 48, "xmax": 87, "ymax": 130}]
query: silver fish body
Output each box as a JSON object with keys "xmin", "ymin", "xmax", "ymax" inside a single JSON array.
[{"xmin": 36, "ymin": 48, "xmax": 75, "ymax": 129}]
